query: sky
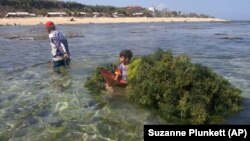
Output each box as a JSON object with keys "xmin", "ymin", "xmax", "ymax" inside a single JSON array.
[{"xmin": 68, "ymin": 0, "xmax": 250, "ymax": 20}]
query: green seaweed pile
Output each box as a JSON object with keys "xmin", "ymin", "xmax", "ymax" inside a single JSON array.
[
  {"xmin": 127, "ymin": 49, "xmax": 242, "ymax": 124},
  {"xmin": 85, "ymin": 49, "xmax": 243, "ymax": 124},
  {"xmin": 84, "ymin": 63, "xmax": 117, "ymax": 93}
]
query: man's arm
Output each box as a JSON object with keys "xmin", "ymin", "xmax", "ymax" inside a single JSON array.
[{"xmin": 51, "ymin": 37, "xmax": 67, "ymax": 56}]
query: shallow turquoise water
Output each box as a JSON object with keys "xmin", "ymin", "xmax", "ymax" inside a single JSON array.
[{"xmin": 0, "ymin": 22, "xmax": 250, "ymax": 140}]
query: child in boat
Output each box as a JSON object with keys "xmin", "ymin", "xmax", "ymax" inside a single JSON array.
[
  {"xmin": 114, "ymin": 49, "xmax": 133, "ymax": 83},
  {"xmin": 104, "ymin": 49, "xmax": 133, "ymax": 92}
]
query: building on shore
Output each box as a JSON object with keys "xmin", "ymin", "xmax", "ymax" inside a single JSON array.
[
  {"xmin": 132, "ymin": 12, "xmax": 144, "ymax": 17},
  {"xmin": 79, "ymin": 12, "xmax": 87, "ymax": 17},
  {"xmin": 92, "ymin": 12, "xmax": 100, "ymax": 18},
  {"xmin": 6, "ymin": 12, "xmax": 36, "ymax": 17},
  {"xmin": 112, "ymin": 12, "xmax": 125, "ymax": 18},
  {"xmin": 70, "ymin": 12, "xmax": 87, "ymax": 17},
  {"xmin": 112, "ymin": 12, "xmax": 118, "ymax": 18},
  {"xmin": 46, "ymin": 12, "xmax": 67, "ymax": 17},
  {"xmin": 148, "ymin": 6, "xmax": 156, "ymax": 17}
]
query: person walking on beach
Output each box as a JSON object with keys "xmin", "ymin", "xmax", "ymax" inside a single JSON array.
[{"xmin": 45, "ymin": 21, "xmax": 70, "ymax": 68}]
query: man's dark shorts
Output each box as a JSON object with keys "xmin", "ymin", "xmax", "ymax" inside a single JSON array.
[{"xmin": 53, "ymin": 59, "xmax": 71, "ymax": 68}]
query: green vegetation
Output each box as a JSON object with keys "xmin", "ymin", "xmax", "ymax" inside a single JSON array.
[
  {"xmin": 84, "ymin": 63, "xmax": 117, "ymax": 94},
  {"xmin": 127, "ymin": 49, "xmax": 242, "ymax": 124},
  {"xmin": 85, "ymin": 49, "xmax": 242, "ymax": 124},
  {"xmin": 0, "ymin": 0, "xmax": 213, "ymax": 18}
]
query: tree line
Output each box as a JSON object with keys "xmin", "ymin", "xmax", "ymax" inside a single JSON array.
[{"xmin": 0, "ymin": 0, "xmax": 213, "ymax": 18}]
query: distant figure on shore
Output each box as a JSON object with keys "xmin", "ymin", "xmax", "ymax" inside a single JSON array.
[{"xmin": 45, "ymin": 21, "xmax": 70, "ymax": 68}]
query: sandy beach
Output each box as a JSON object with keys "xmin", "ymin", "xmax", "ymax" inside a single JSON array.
[{"xmin": 0, "ymin": 17, "xmax": 228, "ymax": 26}]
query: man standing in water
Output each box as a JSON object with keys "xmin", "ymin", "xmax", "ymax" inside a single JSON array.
[{"xmin": 45, "ymin": 21, "xmax": 70, "ymax": 68}]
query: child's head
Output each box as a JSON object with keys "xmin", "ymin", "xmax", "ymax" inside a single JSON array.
[{"xmin": 119, "ymin": 50, "xmax": 133, "ymax": 63}]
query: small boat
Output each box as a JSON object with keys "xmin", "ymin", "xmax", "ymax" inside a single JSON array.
[{"xmin": 100, "ymin": 69, "xmax": 128, "ymax": 87}]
